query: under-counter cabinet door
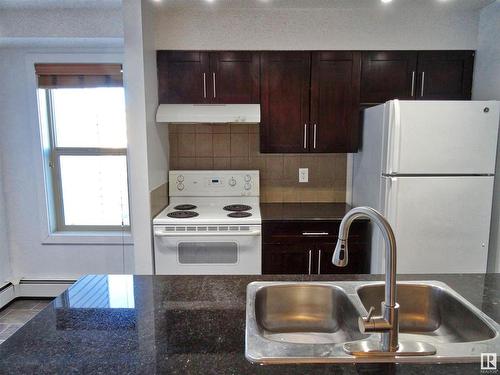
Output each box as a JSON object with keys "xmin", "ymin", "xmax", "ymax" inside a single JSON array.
[
  {"xmin": 157, "ymin": 51, "xmax": 210, "ymax": 104},
  {"xmin": 262, "ymin": 244, "xmax": 315, "ymax": 275},
  {"xmin": 318, "ymin": 243, "xmax": 370, "ymax": 275},
  {"xmin": 416, "ymin": 51, "xmax": 474, "ymax": 100},
  {"xmin": 260, "ymin": 52, "xmax": 311, "ymax": 153},
  {"xmin": 210, "ymin": 52, "xmax": 260, "ymax": 104},
  {"xmin": 310, "ymin": 51, "xmax": 361, "ymax": 153},
  {"xmin": 360, "ymin": 51, "xmax": 418, "ymax": 104}
]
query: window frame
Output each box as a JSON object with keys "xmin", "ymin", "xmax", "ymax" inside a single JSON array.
[{"xmin": 43, "ymin": 88, "xmax": 131, "ymax": 232}]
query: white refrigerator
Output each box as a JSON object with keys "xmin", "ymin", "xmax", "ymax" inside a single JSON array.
[{"xmin": 352, "ymin": 100, "xmax": 499, "ymax": 274}]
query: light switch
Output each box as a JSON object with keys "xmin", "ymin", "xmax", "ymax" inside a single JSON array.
[{"xmin": 299, "ymin": 168, "xmax": 309, "ymax": 183}]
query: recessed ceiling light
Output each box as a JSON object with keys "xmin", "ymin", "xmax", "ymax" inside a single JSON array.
[{"xmin": 381, "ymin": 0, "xmax": 393, "ymax": 3}]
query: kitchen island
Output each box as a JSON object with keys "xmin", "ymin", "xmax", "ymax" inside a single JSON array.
[{"xmin": 0, "ymin": 274, "xmax": 498, "ymax": 374}]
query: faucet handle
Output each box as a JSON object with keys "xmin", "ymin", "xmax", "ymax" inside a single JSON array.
[{"xmin": 366, "ymin": 306, "xmax": 375, "ymax": 322}]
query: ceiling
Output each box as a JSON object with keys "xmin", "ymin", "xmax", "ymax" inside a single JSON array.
[
  {"xmin": 154, "ymin": 0, "xmax": 497, "ymax": 11},
  {"xmin": 0, "ymin": 0, "xmax": 121, "ymax": 9},
  {"xmin": 0, "ymin": 0, "xmax": 495, "ymax": 10}
]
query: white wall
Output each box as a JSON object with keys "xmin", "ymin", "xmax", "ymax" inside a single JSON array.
[
  {"xmin": 155, "ymin": 6, "xmax": 480, "ymax": 50},
  {"xmin": 0, "ymin": 8, "xmax": 122, "ymax": 39},
  {"xmin": 0, "ymin": 47, "xmax": 134, "ymax": 280},
  {"xmin": 472, "ymin": 2, "xmax": 500, "ymax": 272},
  {"xmin": 0, "ymin": 155, "xmax": 12, "ymax": 285},
  {"xmin": 122, "ymin": 0, "xmax": 169, "ymax": 274}
]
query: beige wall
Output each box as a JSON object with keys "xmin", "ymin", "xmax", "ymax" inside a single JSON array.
[{"xmin": 168, "ymin": 124, "xmax": 346, "ymax": 203}]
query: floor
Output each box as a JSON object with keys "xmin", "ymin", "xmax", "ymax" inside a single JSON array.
[{"xmin": 0, "ymin": 299, "xmax": 53, "ymax": 344}]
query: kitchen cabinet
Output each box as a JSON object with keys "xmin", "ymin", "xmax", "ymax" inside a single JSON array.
[
  {"xmin": 262, "ymin": 220, "xmax": 370, "ymax": 275},
  {"xmin": 360, "ymin": 51, "xmax": 418, "ymax": 104},
  {"xmin": 260, "ymin": 51, "xmax": 311, "ymax": 153},
  {"xmin": 310, "ymin": 51, "xmax": 361, "ymax": 153},
  {"xmin": 260, "ymin": 51, "xmax": 361, "ymax": 153},
  {"xmin": 157, "ymin": 51, "xmax": 210, "ymax": 104},
  {"xmin": 210, "ymin": 51, "xmax": 260, "ymax": 104},
  {"xmin": 360, "ymin": 50, "xmax": 474, "ymax": 105},
  {"xmin": 157, "ymin": 51, "xmax": 260, "ymax": 104},
  {"xmin": 416, "ymin": 51, "xmax": 474, "ymax": 100}
]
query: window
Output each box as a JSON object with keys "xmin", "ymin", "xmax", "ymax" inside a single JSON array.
[{"xmin": 36, "ymin": 64, "xmax": 130, "ymax": 232}]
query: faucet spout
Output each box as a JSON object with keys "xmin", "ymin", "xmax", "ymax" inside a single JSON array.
[{"xmin": 333, "ymin": 206, "xmax": 399, "ymax": 352}]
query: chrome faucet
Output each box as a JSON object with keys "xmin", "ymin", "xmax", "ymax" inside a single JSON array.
[{"xmin": 333, "ymin": 206, "xmax": 399, "ymax": 353}]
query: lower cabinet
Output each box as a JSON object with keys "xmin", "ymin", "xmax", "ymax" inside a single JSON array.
[{"xmin": 262, "ymin": 220, "xmax": 370, "ymax": 275}]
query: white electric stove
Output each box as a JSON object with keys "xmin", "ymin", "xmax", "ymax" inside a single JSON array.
[{"xmin": 153, "ymin": 170, "xmax": 261, "ymax": 275}]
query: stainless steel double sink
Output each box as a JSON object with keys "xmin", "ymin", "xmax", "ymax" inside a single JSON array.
[{"xmin": 245, "ymin": 281, "xmax": 500, "ymax": 364}]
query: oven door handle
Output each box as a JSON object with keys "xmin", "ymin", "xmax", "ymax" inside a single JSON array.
[{"xmin": 154, "ymin": 230, "xmax": 262, "ymax": 237}]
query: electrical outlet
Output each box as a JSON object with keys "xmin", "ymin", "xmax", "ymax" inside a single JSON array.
[{"xmin": 299, "ymin": 168, "xmax": 309, "ymax": 183}]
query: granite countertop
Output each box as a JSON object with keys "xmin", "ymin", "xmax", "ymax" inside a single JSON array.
[
  {"xmin": 0, "ymin": 274, "xmax": 499, "ymax": 374},
  {"xmin": 260, "ymin": 202, "xmax": 358, "ymax": 221}
]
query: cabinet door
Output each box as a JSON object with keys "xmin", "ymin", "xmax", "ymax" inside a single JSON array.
[
  {"xmin": 416, "ymin": 51, "xmax": 474, "ymax": 100},
  {"xmin": 262, "ymin": 244, "xmax": 314, "ymax": 275},
  {"xmin": 157, "ymin": 51, "xmax": 210, "ymax": 104},
  {"xmin": 260, "ymin": 52, "xmax": 311, "ymax": 153},
  {"xmin": 360, "ymin": 51, "xmax": 418, "ymax": 104},
  {"xmin": 310, "ymin": 51, "xmax": 361, "ymax": 153},
  {"xmin": 318, "ymin": 243, "xmax": 370, "ymax": 275},
  {"xmin": 210, "ymin": 52, "xmax": 260, "ymax": 104}
]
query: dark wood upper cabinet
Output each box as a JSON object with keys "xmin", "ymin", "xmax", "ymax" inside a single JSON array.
[
  {"xmin": 157, "ymin": 51, "xmax": 260, "ymax": 104},
  {"xmin": 416, "ymin": 51, "xmax": 474, "ymax": 100},
  {"xmin": 260, "ymin": 51, "xmax": 311, "ymax": 153},
  {"xmin": 310, "ymin": 51, "xmax": 361, "ymax": 153},
  {"xmin": 360, "ymin": 51, "xmax": 418, "ymax": 104},
  {"xmin": 157, "ymin": 51, "xmax": 210, "ymax": 104},
  {"xmin": 210, "ymin": 52, "xmax": 260, "ymax": 104}
]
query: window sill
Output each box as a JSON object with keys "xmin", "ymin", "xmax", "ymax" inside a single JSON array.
[{"xmin": 42, "ymin": 231, "xmax": 134, "ymax": 245}]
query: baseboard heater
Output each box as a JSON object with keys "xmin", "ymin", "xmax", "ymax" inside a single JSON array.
[{"xmin": 0, "ymin": 279, "xmax": 76, "ymax": 309}]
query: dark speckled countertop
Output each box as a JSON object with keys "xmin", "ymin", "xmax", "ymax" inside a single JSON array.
[
  {"xmin": 260, "ymin": 202, "xmax": 359, "ymax": 221},
  {"xmin": 0, "ymin": 274, "xmax": 499, "ymax": 374}
]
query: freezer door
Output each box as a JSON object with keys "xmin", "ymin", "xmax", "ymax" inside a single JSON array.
[
  {"xmin": 381, "ymin": 176, "xmax": 493, "ymax": 274},
  {"xmin": 384, "ymin": 100, "xmax": 499, "ymax": 175}
]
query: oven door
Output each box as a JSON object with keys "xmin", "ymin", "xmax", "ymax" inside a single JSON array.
[{"xmin": 153, "ymin": 225, "xmax": 262, "ymax": 275}]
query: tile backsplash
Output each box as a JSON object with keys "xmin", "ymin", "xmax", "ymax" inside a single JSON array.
[{"xmin": 168, "ymin": 124, "xmax": 347, "ymax": 203}]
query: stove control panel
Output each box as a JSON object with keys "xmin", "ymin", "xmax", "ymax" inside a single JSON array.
[{"xmin": 169, "ymin": 170, "xmax": 260, "ymax": 197}]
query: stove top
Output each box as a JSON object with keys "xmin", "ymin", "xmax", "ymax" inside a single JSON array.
[
  {"xmin": 223, "ymin": 204, "xmax": 252, "ymax": 212},
  {"xmin": 154, "ymin": 170, "xmax": 261, "ymax": 226},
  {"xmin": 153, "ymin": 198, "xmax": 261, "ymax": 225},
  {"xmin": 174, "ymin": 204, "xmax": 197, "ymax": 211},
  {"xmin": 167, "ymin": 211, "xmax": 199, "ymax": 219},
  {"xmin": 227, "ymin": 211, "xmax": 252, "ymax": 218}
]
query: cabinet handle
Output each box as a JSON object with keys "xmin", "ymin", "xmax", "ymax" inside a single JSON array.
[
  {"xmin": 411, "ymin": 71, "xmax": 415, "ymax": 97},
  {"xmin": 308, "ymin": 250, "xmax": 312, "ymax": 275},
  {"xmin": 317, "ymin": 250, "xmax": 321, "ymax": 274},
  {"xmin": 302, "ymin": 232, "xmax": 329, "ymax": 236},
  {"xmin": 304, "ymin": 124, "xmax": 308, "ymax": 149},
  {"xmin": 213, "ymin": 72, "xmax": 216, "ymax": 98},
  {"xmin": 203, "ymin": 73, "xmax": 207, "ymax": 99},
  {"xmin": 420, "ymin": 72, "xmax": 425, "ymax": 97},
  {"xmin": 313, "ymin": 124, "xmax": 317, "ymax": 149}
]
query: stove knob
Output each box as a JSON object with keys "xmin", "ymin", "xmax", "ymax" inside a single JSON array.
[
  {"xmin": 244, "ymin": 174, "xmax": 252, "ymax": 182},
  {"xmin": 177, "ymin": 183, "xmax": 185, "ymax": 191},
  {"xmin": 229, "ymin": 178, "xmax": 237, "ymax": 187},
  {"xmin": 244, "ymin": 183, "xmax": 251, "ymax": 190},
  {"xmin": 177, "ymin": 175, "xmax": 184, "ymax": 182}
]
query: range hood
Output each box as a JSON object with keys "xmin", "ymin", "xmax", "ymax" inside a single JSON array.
[{"xmin": 156, "ymin": 104, "xmax": 260, "ymax": 124}]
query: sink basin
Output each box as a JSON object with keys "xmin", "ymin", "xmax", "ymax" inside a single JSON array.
[
  {"xmin": 255, "ymin": 284, "xmax": 366, "ymax": 344},
  {"xmin": 357, "ymin": 284, "xmax": 496, "ymax": 344},
  {"xmin": 246, "ymin": 281, "xmax": 500, "ymax": 364}
]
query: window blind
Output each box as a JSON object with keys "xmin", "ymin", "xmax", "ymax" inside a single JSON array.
[{"xmin": 35, "ymin": 63, "xmax": 123, "ymax": 88}]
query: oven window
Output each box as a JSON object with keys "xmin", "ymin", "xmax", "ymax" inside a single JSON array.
[{"xmin": 178, "ymin": 242, "xmax": 238, "ymax": 264}]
